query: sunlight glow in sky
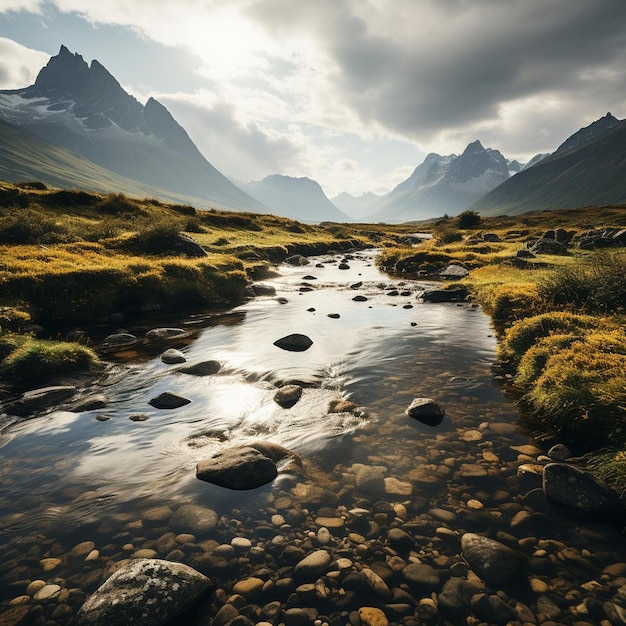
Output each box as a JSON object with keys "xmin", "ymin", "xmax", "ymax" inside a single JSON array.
[{"xmin": 1, "ymin": 0, "xmax": 626, "ymax": 197}]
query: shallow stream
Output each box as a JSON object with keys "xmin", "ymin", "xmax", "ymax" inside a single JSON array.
[{"xmin": 1, "ymin": 250, "xmax": 625, "ymax": 625}]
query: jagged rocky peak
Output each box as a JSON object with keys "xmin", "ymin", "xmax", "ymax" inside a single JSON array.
[
  {"xmin": 446, "ymin": 139, "xmax": 508, "ymax": 184},
  {"xmin": 555, "ymin": 112, "xmax": 621, "ymax": 154}
]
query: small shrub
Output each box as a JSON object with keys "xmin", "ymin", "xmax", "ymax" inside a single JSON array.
[
  {"xmin": 42, "ymin": 190, "xmax": 99, "ymax": 208},
  {"xmin": 125, "ymin": 219, "xmax": 183, "ymax": 255},
  {"xmin": 1, "ymin": 338, "xmax": 102, "ymax": 387},
  {"xmin": 538, "ymin": 250, "xmax": 626, "ymax": 314},
  {"xmin": 170, "ymin": 204, "xmax": 197, "ymax": 216},
  {"xmin": 97, "ymin": 193, "xmax": 145, "ymax": 216},
  {"xmin": 0, "ymin": 209, "xmax": 73, "ymax": 244},
  {"xmin": 456, "ymin": 210, "xmax": 481, "ymax": 229},
  {"xmin": 435, "ymin": 227, "xmax": 463, "ymax": 244}
]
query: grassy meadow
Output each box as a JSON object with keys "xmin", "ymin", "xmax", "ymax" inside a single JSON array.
[{"xmin": 1, "ymin": 183, "xmax": 625, "ymax": 491}]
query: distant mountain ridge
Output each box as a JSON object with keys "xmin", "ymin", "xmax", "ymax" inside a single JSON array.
[
  {"xmin": 367, "ymin": 140, "xmax": 510, "ymax": 223},
  {"xmin": 471, "ymin": 114, "xmax": 626, "ymax": 215},
  {"xmin": 331, "ymin": 191, "xmax": 385, "ymax": 220},
  {"xmin": 241, "ymin": 175, "xmax": 351, "ymax": 222},
  {"xmin": 0, "ymin": 45, "xmax": 267, "ymax": 213}
]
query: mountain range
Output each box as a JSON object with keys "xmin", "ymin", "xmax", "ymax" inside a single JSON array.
[
  {"xmin": 471, "ymin": 113, "xmax": 626, "ymax": 215},
  {"xmin": 1, "ymin": 46, "xmax": 625, "ymax": 222},
  {"xmin": 240, "ymin": 175, "xmax": 351, "ymax": 222},
  {"xmin": 0, "ymin": 45, "xmax": 267, "ymax": 214}
]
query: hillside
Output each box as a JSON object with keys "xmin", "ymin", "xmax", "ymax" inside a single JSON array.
[
  {"xmin": 0, "ymin": 46, "xmax": 267, "ymax": 213},
  {"xmin": 471, "ymin": 119, "xmax": 626, "ymax": 215}
]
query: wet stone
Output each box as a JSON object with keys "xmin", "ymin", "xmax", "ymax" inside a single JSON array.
[
  {"xmin": 70, "ymin": 394, "xmax": 108, "ymax": 412},
  {"xmin": 146, "ymin": 328, "xmax": 187, "ymax": 341},
  {"xmin": 196, "ymin": 446, "xmax": 277, "ymax": 490},
  {"xmin": 405, "ymin": 398, "xmax": 445, "ymax": 426},
  {"xmin": 148, "ymin": 391, "xmax": 191, "ymax": 409},
  {"xmin": 170, "ymin": 504, "xmax": 218, "ymax": 535},
  {"xmin": 461, "ymin": 532, "xmax": 525, "ymax": 586},
  {"xmin": 177, "ymin": 360, "xmax": 221, "ymax": 376},
  {"xmin": 274, "ymin": 385, "xmax": 303, "ymax": 409},
  {"xmin": 273, "ymin": 334, "xmax": 313, "ymax": 352},
  {"xmin": 358, "ymin": 607, "xmax": 388, "ymax": 626},
  {"xmin": 294, "ymin": 550, "xmax": 332, "ymax": 580},
  {"xmin": 402, "ymin": 563, "xmax": 440, "ymax": 592},
  {"xmin": 161, "ymin": 348, "xmax": 187, "ymax": 364}
]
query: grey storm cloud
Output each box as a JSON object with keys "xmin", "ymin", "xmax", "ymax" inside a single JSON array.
[{"xmin": 251, "ymin": 0, "xmax": 626, "ymax": 140}]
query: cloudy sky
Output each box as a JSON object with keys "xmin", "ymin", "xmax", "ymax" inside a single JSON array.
[{"xmin": 1, "ymin": 0, "xmax": 626, "ymax": 197}]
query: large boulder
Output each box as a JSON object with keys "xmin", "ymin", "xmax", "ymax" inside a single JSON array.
[
  {"xmin": 273, "ymin": 334, "xmax": 313, "ymax": 352},
  {"xmin": 439, "ymin": 264, "xmax": 469, "ymax": 278},
  {"xmin": 528, "ymin": 239, "xmax": 568, "ymax": 255},
  {"xmin": 75, "ymin": 559, "xmax": 212, "ymax": 626},
  {"xmin": 461, "ymin": 533, "xmax": 525, "ymax": 586},
  {"xmin": 4, "ymin": 385, "xmax": 77, "ymax": 417},
  {"xmin": 196, "ymin": 446, "xmax": 278, "ymax": 490},
  {"xmin": 421, "ymin": 287, "xmax": 468, "ymax": 303},
  {"xmin": 100, "ymin": 333, "xmax": 138, "ymax": 352},
  {"xmin": 145, "ymin": 328, "xmax": 187, "ymax": 342},
  {"xmin": 543, "ymin": 462, "xmax": 619, "ymax": 515}
]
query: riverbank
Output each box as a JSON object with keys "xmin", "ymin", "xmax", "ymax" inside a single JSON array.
[
  {"xmin": 0, "ymin": 182, "xmax": 413, "ymax": 394},
  {"xmin": 377, "ymin": 209, "xmax": 626, "ymax": 493}
]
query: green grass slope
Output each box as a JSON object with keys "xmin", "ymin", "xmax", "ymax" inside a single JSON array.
[
  {"xmin": 0, "ymin": 119, "xmax": 224, "ymax": 210},
  {"xmin": 472, "ymin": 120, "xmax": 626, "ymax": 215}
]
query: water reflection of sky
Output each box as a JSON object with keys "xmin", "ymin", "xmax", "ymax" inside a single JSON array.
[{"xmin": 0, "ymin": 250, "xmax": 499, "ymax": 521}]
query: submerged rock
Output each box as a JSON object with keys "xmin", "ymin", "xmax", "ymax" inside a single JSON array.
[
  {"xmin": 177, "ymin": 360, "xmax": 221, "ymax": 376},
  {"xmin": 405, "ymin": 398, "xmax": 445, "ymax": 426},
  {"xmin": 543, "ymin": 462, "xmax": 619, "ymax": 515},
  {"xmin": 170, "ymin": 504, "xmax": 218, "ymax": 535},
  {"xmin": 461, "ymin": 532, "xmax": 525, "ymax": 586},
  {"xmin": 75, "ymin": 558, "xmax": 211, "ymax": 626},
  {"xmin": 273, "ymin": 334, "xmax": 313, "ymax": 352},
  {"xmin": 274, "ymin": 385, "xmax": 303, "ymax": 409},
  {"xmin": 69, "ymin": 394, "xmax": 108, "ymax": 412},
  {"xmin": 196, "ymin": 446, "xmax": 278, "ymax": 490},
  {"xmin": 4, "ymin": 385, "xmax": 77, "ymax": 417}
]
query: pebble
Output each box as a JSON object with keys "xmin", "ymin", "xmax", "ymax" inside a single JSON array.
[
  {"xmin": 34, "ymin": 584, "xmax": 61, "ymax": 601},
  {"xmin": 358, "ymin": 607, "xmax": 388, "ymax": 626}
]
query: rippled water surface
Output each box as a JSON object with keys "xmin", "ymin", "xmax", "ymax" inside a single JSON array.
[{"xmin": 1, "ymin": 250, "xmax": 625, "ymax": 624}]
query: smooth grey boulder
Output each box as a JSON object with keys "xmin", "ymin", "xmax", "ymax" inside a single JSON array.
[
  {"xmin": 196, "ymin": 446, "xmax": 278, "ymax": 490},
  {"xmin": 439, "ymin": 264, "xmax": 469, "ymax": 278},
  {"xmin": 461, "ymin": 533, "xmax": 525, "ymax": 586},
  {"xmin": 543, "ymin": 462, "xmax": 619, "ymax": 515},
  {"xmin": 251, "ymin": 283, "xmax": 276, "ymax": 296},
  {"xmin": 294, "ymin": 550, "xmax": 332, "ymax": 580},
  {"xmin": 274, "ymin": 385, "xmax": 303, "ymax": 409},
  {"xmin": 170, "ymin": 504, "xmax": 218, "ymax": 535},
  {"xmin": 421, "ymin": 287, "xmax": 468, "ymax": 303},
  {"xmin": 145, "ymin": 328, "xmax": 187, "ymax": 341},
  {"xmin": 161, "ymin": 348, "xmax": 187, "ymax": 364},
  {"xmin": 100, "ymin": 333, "xmax": 137, "ymax": 352},
  {"xmin": 149, "ymin": 391, "xmax": 191, "ymax": 409},
  {"xmin": 178, "ymin": 361, "xmax": 221, "ymax": 376},
  {"xmin": 273, "ymin": 334, "xmax": 313, "ymax": 352},
  {"xmin": 75, "ymin": 558, "xmax": 211, "ymax": 626},
  {"xmin": 405, "ymin": 398, "xmax": 445, "ymax": 426},
  {"xmin": 285, "ymin": 255, "xmax": 309, "ymax": 266},
  {"xmin": 4, "ymin": 385, "xmax": 77, "ymax": 417},
  {"xmin": 69, "ymin": 394, "xmax": 108, "ymax": 412}
]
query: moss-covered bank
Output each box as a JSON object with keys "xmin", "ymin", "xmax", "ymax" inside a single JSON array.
[
  {"xmin": 0, "ymin": 182, "xmax": 414, "ymax": 392},
  {"xmin": 377, "ymin": 207, "xmax": 626, "ymax": 492}
]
